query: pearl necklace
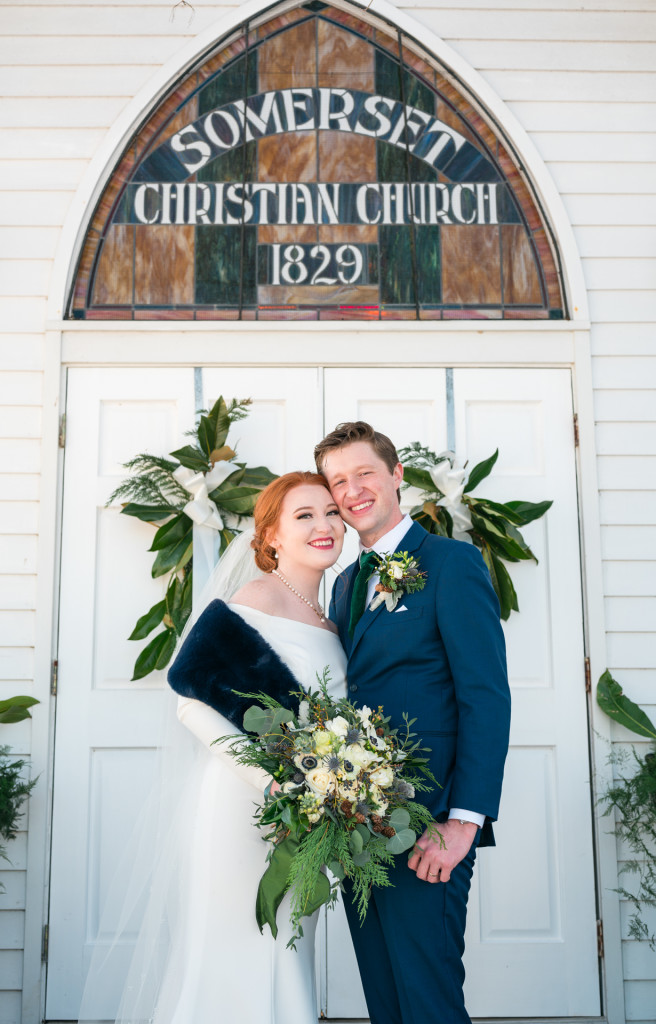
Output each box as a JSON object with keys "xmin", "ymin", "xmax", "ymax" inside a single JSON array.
[{"xmin": 272, "ymin": 569, "xmax": 325, "ymax": 623}]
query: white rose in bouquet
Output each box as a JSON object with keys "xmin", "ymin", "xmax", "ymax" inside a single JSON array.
[
  {"xmin": 369, "ymin": 766, "xmax": 394, "ymax": 789},
  {"xmin": 305, "ymin": 767, "xmax": 337, "ymax": 797}
]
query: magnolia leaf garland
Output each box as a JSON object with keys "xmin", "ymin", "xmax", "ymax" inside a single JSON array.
[
  {"xmin": 108, "ymin": 396, "xmax": 277, "ymax": 680},
  {"xmin": 399, "ymin": 444, "xmax": 553, "ymax": 620}
]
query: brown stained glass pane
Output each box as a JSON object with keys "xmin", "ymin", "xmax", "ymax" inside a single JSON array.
[
  {"xmin": 134, "ymin": 309, "xmax": 194, "ymax": 320},
  {"xmin": 320, "ymin": 307, "xmax": 380, "ymax": 320},
  {"xmin": 443, "ymin": 308, "xmax": 502, "ymax": 319},
  {"xmin": 319, "ymin": 224, "xmax": 377, "ymax": 243},
  {"xmin": 317, "ymin": 21, "xmax": 374, "ymax": 91},
  {"xmin": 319, "ymin": 132, "xmax": 375, "ymax": 182},
  {"xmin": 135, "ymin": 225, "xmax": 194, "ymax": 305},
  {"xmin": 255, "ymin": 8, "xmax": 307, "ymax": 41},
  {"xmin": 72, "ymin": 234, "xmax": 98, "ymax": 309},
  {"xmin": 200, "ymin": 37, "xmax": 249, "ymax": 82},
  {"xmin": 86, "ymin": 309, "xmax": 133, "ymax": 320},
  {"xmin": 401, "ymin": 47, "xmax": 435, "ymax": 88},
  {"xmin": 502, "ymin": 225, "xmax": 542, "ymax": 306},
  {"xmin": 257, "ymin": 19, "xmax": 317, "ymax": 92},
  {"xmin": 532, "ymin": 228, "xmax": 561, "ymax": 307},
  {"xmin": 259, "ymin": 133, "xmax": 317, "ymax": 183},
  {"xmin": 320, "ymin": 8, "xmax": 376, "ymax": 43},
  {"xmin": 196, "ymin": 309, "xmax": 257, "ymax": 320},
  {"xmin": 442, "ymin": 226, "xmax": 502, "ymax": 305},
  {"xmin": 381, "ymin": 309, "xmax": 417, "ymax": 320},
  {"xmin": 259, "ymin": 283, "xmax": 378, "ymax": 306},
  {"xmin": 159, "ymin": 98, "xmax": 198, "ymax": 146},
  {"xmin": 504, "ymin": 308, "xmax": 549, "ymax": 319},
  {"xmin": 259, "ymin": 309, "xmax": 318, "ymax": 320},
  {"xmin": 91, "ymin": 226, "xmax": 134, "ymax": 306},
  {"xmin": 374, "ymin": 26, "xmax": 401, "ymax": 63},
  {"xmin": 259, "ymin": 225, "xmax": 318, "ymax": 244},
  {"xmin": 434, "ymin": 100, "xmax": 479, "ymax": 149}
]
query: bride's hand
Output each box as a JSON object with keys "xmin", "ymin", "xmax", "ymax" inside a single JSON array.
[{"xmin": 269, "ymin": 779, "xmax": 282, "ymax": 795}]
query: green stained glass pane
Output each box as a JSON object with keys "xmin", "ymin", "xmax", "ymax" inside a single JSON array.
[
  {"xmin": 375, "ymin": 51, "xmax": 434, "ymax": 114},
  {"xmin": 199, "ymin": 141, "xmax": 256, "ymax": 183},
  {"xmin": 198, "ymin": 53, "xmax": 258, "ymax": 114},
  {"xmin": 195, "ymin": 225, "xmax": 256, "ymax": 305},
  {"xmin": 379, "ymin": 226, "xmax": 415, "ymax": 306},
  {"xmin": 416, "ymin": 226, "xmax": 441, "ymax": 304},
  {"xmin": 377, "ymin": 142, "xmax": 438, "ymax": 184}
]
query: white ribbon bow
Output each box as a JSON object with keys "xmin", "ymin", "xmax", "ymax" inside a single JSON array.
[
  {"xmin": 429, "ymin": 461, "xmax": 473, "ymax": 541},
  {"xmin": 173, "ymin": 462, "xmax": 236, "ymax": 531}
]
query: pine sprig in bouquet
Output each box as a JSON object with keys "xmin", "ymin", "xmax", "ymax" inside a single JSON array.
[{"xmin": 219, "ymin": 672, "xmax": 438, "ymax": 948}]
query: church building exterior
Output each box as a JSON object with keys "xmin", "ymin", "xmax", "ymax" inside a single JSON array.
[{"xmin": 0, "ymin": 1, "xmax": 654, "ymax": 1022}]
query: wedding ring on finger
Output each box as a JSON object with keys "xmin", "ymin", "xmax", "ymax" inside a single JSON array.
[{"xmin": 428, "ymin": 870, "xmax": 439, "ymax": 878}]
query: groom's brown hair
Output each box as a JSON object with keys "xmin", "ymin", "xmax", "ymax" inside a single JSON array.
[{"xmin": 314, "ymin": 421, "xmax": 400, "ymax": 477}]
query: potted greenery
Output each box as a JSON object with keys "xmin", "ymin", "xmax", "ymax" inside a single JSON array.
[
  {"xmin": 0, "ymin": 696, "xmax": 39, "ymax": 890},
  {"xmin": 597, "ymin": 670, "xmax": 656, "ymax": 947}
]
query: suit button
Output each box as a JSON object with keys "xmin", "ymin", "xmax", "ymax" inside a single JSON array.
[{"xmin": 349, "ymin": 684, "xmax": 358, "ymax": 693}]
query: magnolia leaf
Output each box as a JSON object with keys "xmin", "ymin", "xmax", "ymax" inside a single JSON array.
[
  {"xmin": 166, "ymin": 573, "xmax": 192, "ymax": 636},
  {"xmin": 120, "ymin": 503, "xmax": 175, "ymax": 522},
  {"xmin": 211, "ymin": 467, "xmax": 245, "ymax": 493},
  {"xmin": 219, "ymin": 527, "xmax": 236, "ymax": 555},
  {"xmin": 149, "ymin": 513, "xmax": 190, "ymax": 552},
  {"xmin": 490, "ymin": 550, "xmax": 518, "ymax": 619},
  {"xmin": 465, "ymin": 449, "xmax": 498, "ymax": 493},
  {"xmin": 151, "ymin": 535, "xmax": 193, "ymax": 578},
  {"xmin": 211, "ymin": 396, "xmax": 231, "ymax": 449},
  {"xmin": 478, "ymin": 540, "xmax": 504, "ymax": 617},
  {"xmin": 597, "ymin": 670, "xmax": 656, "ymax": 739},
  {"xmin": 256, "ymin": 833, "xmax": 299, "ymax": 938},
  {"xmin": 473, "ymin": 497, "xmax": 526, "ymax": 527},
  {"xmin": 470, "ymin": 512, "xmax": 531, "ymax": 563},
  {"xmin": 0, "ymin": 695, "xmax": 39, "ymax": 724},
  {"xmin": 402, "ymin": 465, "xmax": 437, "ymax": 494},
  {"xmin": 217, "ymin": 486, "xmax": 261, "ymax": 514},
  {"xmin": 388, "ymin": 807, "xmax": 411, "ymax": 831},
  {"xmin": 238, "ymin": 465, "xmax": 278, "ymax": 488},
  {"xmin": 128, "ymin": 598, "xmax": 167, "ymax": 641},
  {"xmin": 505, "ymin": 499, "xmax": 553, "ymax": 525},
  {"xmin": 132, "ymin": 629, "xmax": 177, "ymax": 680},
  {"xmin": 170, "ymin": 445, "xmax": 209, "ymax": 472},
  {"xmin": 210, "ymin": 445, "xmax": 236, "ymax": 464},
  {"xmin": 386, "ymin": 828, "xmax": 416, "ymax": 854}
]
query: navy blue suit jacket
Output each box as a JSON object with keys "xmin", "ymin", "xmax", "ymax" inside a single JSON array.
[{"xmin": 330, "ymin": 522, "xmax": 511, "ymax": 848}]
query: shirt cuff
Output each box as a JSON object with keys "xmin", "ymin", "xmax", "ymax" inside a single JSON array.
[{"xmin": 449, "ymin": 808, "xmax": 485, "ymax": 828}]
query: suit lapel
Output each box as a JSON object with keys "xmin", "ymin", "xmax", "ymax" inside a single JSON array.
[
  {"xmin": 333, "ymin": 561, "xmax": 358, "ymax": 654},
  {"xmin": 350, "ymin": 522, "xmax": 429, "ymax": 657}
]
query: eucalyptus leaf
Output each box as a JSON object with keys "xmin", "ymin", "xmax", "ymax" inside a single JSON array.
[
  {"xmin": 349, "ymin": 829, "xmax": 364, "ymax": 856},
  {"xmin": 465, "ymin": 449, "xmax": 498, "ymax": 493},
  {"xmin": 243, "ymin": 706, "xmax": 275, "ymax": 735},
  {"xmin": 355, "ymin": 822, "xmax": 371, "ymax": 845},
  {"xmin": 388, "ymin": 807, "xmax": 411, "ymax": 831},
  {"xmin": 128, "ymin": 598, "xmax": 166, "ymax": 641},
  {"xmin": 328, "ymin": 859, "xmax": 346, "ymax": 881},
  {"xmin": 386, "ymin": 828, "xmax": 416, "ymax": 854},
  {"xmin": 597, "ymin": 670, "xmax": 656, "ymax": 739},
  {"xmin": 351, "ymin": 850, "xmax": 371, "ymax": 867}
]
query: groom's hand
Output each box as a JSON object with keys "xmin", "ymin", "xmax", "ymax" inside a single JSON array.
[{"xmin": 408, "ymin": 820, "xmax": 478, "ymax": 883}]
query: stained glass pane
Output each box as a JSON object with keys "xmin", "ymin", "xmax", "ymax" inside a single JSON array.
[{"xmin": 69, "ymin": 1, "xmax": 566, "ymax": 321}]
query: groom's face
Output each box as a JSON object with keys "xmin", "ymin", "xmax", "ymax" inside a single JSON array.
[{"xmin": 321, "ymin": 441, "xmax": 404, "ymax": 547}]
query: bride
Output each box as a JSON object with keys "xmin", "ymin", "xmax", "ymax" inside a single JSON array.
[{"xmin": 84, "ymin": 471, "xmax": 347, "ymax": 1024}]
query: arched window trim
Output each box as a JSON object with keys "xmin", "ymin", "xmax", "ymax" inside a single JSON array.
[{"xmin": 48, "ymin": 0, "xmax": 588, "ymax": 324}]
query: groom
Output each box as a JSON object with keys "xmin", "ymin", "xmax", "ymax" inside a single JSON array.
[{"xmin": 315, "ymin": 421, "xmax": 510, "ymax": 1024}]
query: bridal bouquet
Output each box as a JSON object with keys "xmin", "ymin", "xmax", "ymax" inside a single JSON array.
[{"xmin": 219, "ymin": 673, "xmax": 438, "ymax": 948}]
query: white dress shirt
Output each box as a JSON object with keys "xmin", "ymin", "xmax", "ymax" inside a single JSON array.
[{"xmin": 360, "ymin": 514, "xmax": 485, "ymax": 830}]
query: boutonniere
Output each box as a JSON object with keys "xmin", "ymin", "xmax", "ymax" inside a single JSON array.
[{"xmin": 369, "ymin": 551, "xmax": 427, "ymax": 612}]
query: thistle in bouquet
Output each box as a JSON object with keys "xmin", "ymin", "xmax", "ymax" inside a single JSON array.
[{"xmin": 219, "ymin": 671, "xmax": 439, "ymax": 949}]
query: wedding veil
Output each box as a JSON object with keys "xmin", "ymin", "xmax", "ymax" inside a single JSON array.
[{"xmin": 78, "ymin": 528, "xmax": 262, "ymax": 1023}]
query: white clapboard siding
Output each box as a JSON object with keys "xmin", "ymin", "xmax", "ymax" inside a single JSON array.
[
  {"xmin": 0, "ymin": 264, "xmax": 51, "ymax": 298},
  {"xmin": 598, "ymin": 457, "xmax": 656, "ymax": 490},
  {"xmin": 584, "ymin": 260, "xmax": 656, "ymax": 290},
  {"xmin": 0, "ymin": 161, "xmax": 91, "ymax": 191},
  {"xmin": 483, "ymin": 68, "xmax": 656, "ymax": 102},
  {"xmin": 0, "ymin": 228, "xmax": 60, "ymax": 260},
  {"xmin": 0, "ymin": 128, "xmax": 106, "ymax": 159}
]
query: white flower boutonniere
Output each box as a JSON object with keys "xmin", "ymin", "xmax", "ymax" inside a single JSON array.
[{"xmin": 369, "ymin": 551, "xmax": 427, "ymax": 612}]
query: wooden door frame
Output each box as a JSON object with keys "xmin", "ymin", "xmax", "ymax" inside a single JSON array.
[{"xmin": 27, "ymin": 2, "xmax": 622, "ymax": 1021}]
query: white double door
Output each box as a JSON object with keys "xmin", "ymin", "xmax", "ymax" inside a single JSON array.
[{"xmin": 46, "ymin": 365, "xmax": 599, "ymax": 1020}]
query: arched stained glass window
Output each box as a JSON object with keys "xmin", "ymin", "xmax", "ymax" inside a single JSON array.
[{"xmin": 69, "ymin": 2, "xmax": 566, "ymax": 321}]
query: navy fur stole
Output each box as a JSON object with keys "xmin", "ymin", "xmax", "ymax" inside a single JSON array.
[{"xmin": 167, "ymin": 600, "xmax": 300, "ymax": 733}]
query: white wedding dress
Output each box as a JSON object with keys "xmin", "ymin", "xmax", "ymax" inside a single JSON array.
[{"xmin": 154, "ymin": 606, "xmax": 347, "ymax": 1024}]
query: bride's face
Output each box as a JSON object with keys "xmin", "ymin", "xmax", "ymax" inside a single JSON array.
[{"xmin": 268, "ymin": 484, "xmax": 345, "ymax": 572}]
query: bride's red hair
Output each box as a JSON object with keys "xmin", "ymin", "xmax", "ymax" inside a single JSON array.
[{"xmin": 252, "ymin": 471, "xmax": 332, "ymax": 572}]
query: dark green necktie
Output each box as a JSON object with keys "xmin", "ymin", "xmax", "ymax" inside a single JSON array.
[{"xmin": 348, "ymin": 551, "xmax": 378, "ymax": 638}]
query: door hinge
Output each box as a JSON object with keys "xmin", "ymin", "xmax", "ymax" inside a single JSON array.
[
  {"xmin": 573, "ymin": 413, "xmax": 579, "ymax": 447},
  {"xmin": 51, "ymin": 659, "xmax": 58, "ymax": 697},
  {"xmin": 597, "ymin": 919, "xmax": 604, "ymax": 958},
  {"xmin": 42, "ymin": 923, "xmax": 49, "ymax": 962},
  {"xmin": 58, "ymin": 413, "xmax": 66, "ymax": 449},
  {"xmin": 584, "ymin": 656, "xmax": 591, "ymax": 693}
]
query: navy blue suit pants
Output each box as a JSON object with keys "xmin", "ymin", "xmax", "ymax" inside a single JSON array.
[{"xmin": 343, "ymin": 836, "xmax": 479, "ymax": 1024}]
